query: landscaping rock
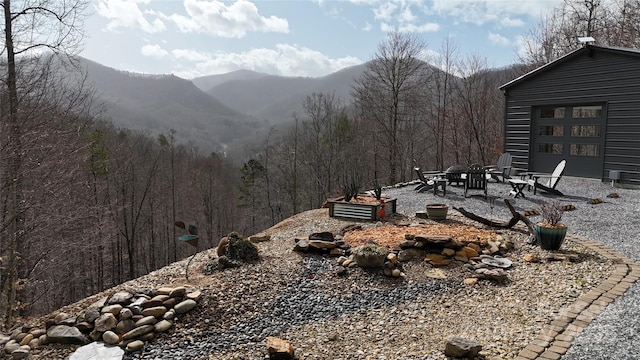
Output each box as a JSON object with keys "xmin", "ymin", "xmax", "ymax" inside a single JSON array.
[
  {"xmin": 109, "ymin": 291, "xmax": 134, "ymax": 305},
  {"xmin": 69, "ymin": 342, "xmax": 124, "ymax": 360},
  {"xmin": 102, "ymin": 331, "xmax": 120, "ymax": 345},
  {"xmin": 135, "ymin": 316, "xmax": 158, "ymax": 327},
  {"xmin": 4, "ymin": 341, "xmax": 19, "ymax": 354},
  {"xmin": 175, "ymin": 299, "xmax": 197, "ymax": 314},
  {"xmin": 154, "ymin": 320, "xmax": 173, "ymax": 333},
  {"xmin": 141, "ymin": 306, "xmax": 167, "ymax": 318},
  {"xmin": 94, "ymin": 313, "xmax": 117, "ymax": 332},
  {"xmin": 126, "ymin": 340, "xmax": 145, "ymax": 352},
  {"xmin": 444, "ymin": 336, "xmax": 482, "ymax": 358},
  {"xmin": 398, "ymin": 248, "xmax": 425, "ymax": 261},
  {"xmin": 266, "ymin": 336, "xmax": 295, "ymax": 360},
  {"xmin": 123, "ymin": 325, "xmax": 154, "ymax": 340},
  {"xmin": 169, "ymin": 286, "xmax": 186, "ymax": 298},
  {"xmin": 11, "ymin": 347, "xmax": 30, "ymax": 360},
  {"xmin": 46, "ymin": 325, "xmax": 88, "ymax": 345}
]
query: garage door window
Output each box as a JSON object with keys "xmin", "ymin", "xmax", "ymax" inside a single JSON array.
[
  {"xmin": 538, "ymin": 143, "xmax": 563, "ymax": 154},
  {"xmin": 572, "ymin": 105, "xmax": 602, "ymax": 118},
  {"xmin": 571, "ymin": 125, "xmax": 600, "ymax": 137},
  {"xmin": 540, "ymin": 107, "xmax": 565, "ymax": 119},
  {"xmin": 539, "ymin": 125, "xmax": 564, "ymax": 136},
  {"xmin": 570, "ymin": 144, "xmax": 599, "ymax": 157}
]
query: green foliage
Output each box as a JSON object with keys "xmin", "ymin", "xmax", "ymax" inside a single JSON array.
[
  {"xmin": 238, "ymin": 158, "xmax": 266, "ymax": 208},
  {"xmin": 86, "ymin": 129, "xmax": 109, "ymax": 179},
  {"xmin": 226, "ymin": 232, "xmax": 260, "ymax": 262},
  {"xmin": 157, "ymin": 133, "xmax": 169, "ymax": 147}
]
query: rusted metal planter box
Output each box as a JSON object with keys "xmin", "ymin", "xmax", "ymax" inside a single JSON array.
[{"xmin": 326, "ymin": 196, "xmax": 397, "ymax": 220}]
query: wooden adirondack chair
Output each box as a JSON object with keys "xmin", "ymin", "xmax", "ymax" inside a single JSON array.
[
  {"xmin": 464, "ymin": 163, "xmax": 488, "ymax": 198},
  {"xmin": 414, "ymin": 167, "xmax": 434, "ymax": 192},
  {"xmin": 484, "ymin": 153, "xmax": 513, "ymax": 182},
  {"xmin": 526, "ymin": 160, "xmax": 566, "ymax": 195}
]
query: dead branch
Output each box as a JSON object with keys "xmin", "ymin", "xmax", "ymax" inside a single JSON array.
[{"xmin": 453, "ymin": 199, "xmax": 538, "ymax": 244}]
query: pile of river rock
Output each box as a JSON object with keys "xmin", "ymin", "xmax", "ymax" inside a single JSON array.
[
  {"xmin": 293, "ymin": 224, "xmax": 515, "ymax": 281},
  {"xmin": 1, "ymin": 285, "xmax": 201, "ymax": 359}
]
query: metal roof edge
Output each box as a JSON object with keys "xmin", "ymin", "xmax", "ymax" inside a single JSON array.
[{"xmin": 499, "ymin": 44, "xmax": 640, "ymax": 91}]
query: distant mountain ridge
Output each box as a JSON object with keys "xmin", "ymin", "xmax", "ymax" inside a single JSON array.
[
  {"xmin": 191, "ymin": 69, "xmax": 270, "ymax": 92},
  {"xmin": 80, "ymin": 58, "xmax": 263, "ymax": 154},
  {"xmin": 193, "ymin": 64, "xmax": 366, "ymax": 124},
  {"xmin": 78, "ymin": 57, "xmax": 518, "ymax": 159},
  {"xmin": 80, "ymin": 57, "xmax": 365, "ymax": 156}
]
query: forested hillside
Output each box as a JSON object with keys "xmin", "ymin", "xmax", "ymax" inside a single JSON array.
[{"xmin": 80, "ymin": 59, "xmax": 264, "ymax": 155}]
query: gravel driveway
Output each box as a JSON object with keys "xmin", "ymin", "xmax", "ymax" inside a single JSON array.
[{"xmin": 382, "ymin": 176, "xmax": 640, "ymax": 359}]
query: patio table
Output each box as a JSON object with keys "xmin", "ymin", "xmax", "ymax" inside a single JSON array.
[
  {"xmin": 507, "ymin": 179, "xmax": 528, "ymax": 198},
  {"xmin": 432, "ymin": 178, "xmax": 447, "ymax": 196}
]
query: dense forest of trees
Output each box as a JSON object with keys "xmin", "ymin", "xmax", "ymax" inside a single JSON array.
[{"xmin": 3, "ymin": 0, "xmax": 640, "ymax": 327}]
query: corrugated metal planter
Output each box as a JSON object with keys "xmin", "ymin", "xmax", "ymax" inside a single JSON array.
[{"xmin": 326, "ymin": 196, "xmax": 396, "ymax": 220}]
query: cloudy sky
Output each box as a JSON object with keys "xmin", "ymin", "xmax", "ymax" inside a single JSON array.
[{"xmin": 83, "ymin": 0, "xmax": 562, "ymax": 79}]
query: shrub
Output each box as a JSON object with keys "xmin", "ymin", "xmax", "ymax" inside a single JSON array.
[
  {"xmin": 226, "ymin": 232, "xmax": 260, "ymax": 262},
  {"xmin": 538, "ymin": 201, "xmax": 564, "ymax": 227},
  {"xmin": 353, "ymin": 241, "xmax": 387, "ymax": 257}
]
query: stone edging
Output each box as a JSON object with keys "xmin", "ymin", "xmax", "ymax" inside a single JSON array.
[{"xmin": 514, "ymin": 234, "xmax": 640, "ymax": 360}]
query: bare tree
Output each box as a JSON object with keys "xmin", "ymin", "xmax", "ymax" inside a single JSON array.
[
  {"xmin": 352, "ymin": 31, "xmax": 427, "ymax": 184},
  {"xmin": 423, "ymin": 37, "xmax": 458, "ymax": 171},
  {"xmin": 0, "ymin": 0, "xmax": 89, "ymax": 324},
  {"xmin": 519, "ymin": 0, "xmax": 640, "ymax": 68},
  {"xmin": 453, "ymin": 54, "xmax": 501, "ymax": 166},
  {"xmin": 298, "ymin": 92, "xmax": 352, "ymax": 206}
]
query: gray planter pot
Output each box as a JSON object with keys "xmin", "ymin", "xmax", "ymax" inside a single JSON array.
[{"xmin": 426, "ymin": 204, "xmax": 449, "ymax": 220}]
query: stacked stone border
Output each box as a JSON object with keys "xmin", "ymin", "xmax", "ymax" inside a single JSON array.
[{"xmin": 514, "ymin": 233, "xmax": 640, "ymax": 360}]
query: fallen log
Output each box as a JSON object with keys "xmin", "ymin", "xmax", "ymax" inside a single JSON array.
[{"xmin": 453, "ymin": 199, "xmax": 538, "ymax": 244}]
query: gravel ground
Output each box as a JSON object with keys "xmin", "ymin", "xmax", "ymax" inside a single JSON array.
[
  {"xmin": 382, "ymin": 176, "xmax": 640, "ymax": 359},
  {"xmin": 20, "ymin": 176, "xmax": 638, "ymax": 360}
]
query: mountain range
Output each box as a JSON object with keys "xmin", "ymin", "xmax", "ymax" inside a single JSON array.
[
  {"xmin": 80, "ymin": 58, "xmax": 366, "ymax": 158},
  {"xmin": 80, "ymin": 57, "xmax": 518, "ymax": 160}
]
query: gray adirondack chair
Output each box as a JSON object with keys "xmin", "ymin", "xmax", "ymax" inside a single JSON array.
[{"xmin": 484, "ymin": 153, "xmax": 513, "ymax": 182}]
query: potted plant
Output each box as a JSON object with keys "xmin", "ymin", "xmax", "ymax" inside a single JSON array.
[
  {"xmin": 352, "ymin": 241, "xmax": 387, "ymax": 268},
  {"xmin": 325, "ymin": 178, "xmax": 397, "ymax": 220},
  {"xmin": 535, "ymin": 200, "xmax": 568, "ymax": 250}
]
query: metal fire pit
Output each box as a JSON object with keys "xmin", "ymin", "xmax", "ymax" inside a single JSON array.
[{"xmin": 445, "ymin": 165, "xmax": 466, "ymax": 186}]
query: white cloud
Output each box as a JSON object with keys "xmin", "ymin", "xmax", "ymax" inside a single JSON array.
[
  {"xmin": 419, "ymin": 48, "xmax": 441, "ymax": 62},
  {"xmin": 171, "ymin": 49, "xmax": 211, "ymax": 62},
  {"xmin": 96, "ymin": 0, "xmax": 166, "ymax": 33},
  {"xmin": 167, "ymin": 0, "xmax": 289, "ymax": 38},
  {"xmin": 501, "ymin": 17, "xmax": 525, "ymax": 27},
  {"xmin": 141, "ymin": 44, "xmax": 169, "ymax": 58},
  {"xmin": 362, "ymin": 21, "xmax": 373, "ymax": 31},
  {"xmin": 399, "ymin": 6, "xmax": 417, "ymax": 23},
  {"xmin": 354, "ymin": 0, "xmax": 438, "ymax": 34},
  {"xmin": 488, "ymin": 32, "xmax": 510, "ymax": 46},
  {"xmin": 399, "ymin": 22, "xmax": 439, "ymax": 33},
  {"xmin": 431, "ymin": 0, "xmax": 560, "ymax": 26},
  {"xmin": 372, "ymin": 2, "xmax": 399, "ymax": 22},
  {"xmin": 168, "ymin": 44, "xmax": 363, "ymax": 78},
  {"xmin": 380, "ymin": 22, "xmax": 394, "ymax": 32}
]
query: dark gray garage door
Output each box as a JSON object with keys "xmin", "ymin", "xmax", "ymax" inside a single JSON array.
[{"xmin": 531, "ymin": 104, "xmax": 605, "ymax": 178}]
